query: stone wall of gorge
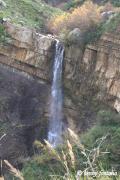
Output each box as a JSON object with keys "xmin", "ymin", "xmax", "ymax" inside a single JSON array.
[{"xmin": 64, "ymin": 32, "xmax": 120, "ymax": 132}]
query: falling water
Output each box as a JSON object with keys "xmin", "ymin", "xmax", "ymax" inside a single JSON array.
[{"xmin": 48, "ymin": 40, "xmax": 64, "ymax": 147}]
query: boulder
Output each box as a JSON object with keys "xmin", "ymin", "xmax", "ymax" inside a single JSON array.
[
  {"xmin": 101, "ymin": 11, "xmax": 115, "ymax": 21},
  {"xmin": 3, "ymin": 22, "xmax": 33, "ymax": 48},
  {"xmin": 67, "ymin": 28, "xmax": 83, "ymax": 45}
]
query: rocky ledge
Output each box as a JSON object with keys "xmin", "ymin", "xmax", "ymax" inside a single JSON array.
[{"xmin": 0, "ymin": 22, "xmax": 56, "ymax": 81}]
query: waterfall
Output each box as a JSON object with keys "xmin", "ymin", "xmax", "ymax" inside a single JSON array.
[{"xmin": 48, "ymin": 40, "xmax": 64, "ymax": 147}]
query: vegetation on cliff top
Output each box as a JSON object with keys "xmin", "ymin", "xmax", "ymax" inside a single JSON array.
[
  {"xmin": 47, "ymin": 1, "xmax": 120, "ymax": 44},
  {"xmin": 48, "ymin": 1, "xmax": 101, "ymax": 35},
  {"xmin": 0, "ymin": 0, "xmax": 63, "ymax": 29}
]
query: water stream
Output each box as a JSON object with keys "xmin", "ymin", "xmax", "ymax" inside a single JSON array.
[{"xmin": 48, "ymin": 40, "xmax": 64, "ymax": 147}]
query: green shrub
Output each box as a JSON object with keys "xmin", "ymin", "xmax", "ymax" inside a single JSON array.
[
  {"xmin": 97, "ymin": 110, "xmax": 120, "ymax": 126},
  {"xmin": 82, "ymin": 110, "xmax": 120, "ymax": 171},
  {"xmin": 103, "ymin": 13, "xmax": 120, "ymax": 32},
  {"xmin": 83, "ymin": 23, "xmax": 105, "ymax": 44},
  {"xmin": 63, "ymin": 0, "xmax": 84, "ymax": 11},
  {"xmin": 0, "ymin": 24, "xmax": 6, "ymax": 42},
  {"xmin": 83, "ymin": 12, "xmax": 120, "ymax": 44}
]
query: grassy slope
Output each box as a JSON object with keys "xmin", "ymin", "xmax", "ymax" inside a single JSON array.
[{"xmin": 0, "ymin": 0, "xmax": 63, "ymax": 28}]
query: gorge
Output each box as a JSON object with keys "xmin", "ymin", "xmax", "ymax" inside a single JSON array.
[
  {"xmin": 0, "ymin": 0, "xmax": 120, "ymax": 178},
  {"xmin": 0, "ymin": 21, "xmax": 120, "ymax": 172}
]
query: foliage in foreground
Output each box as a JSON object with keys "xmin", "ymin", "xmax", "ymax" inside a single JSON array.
[{"xmin": 21, "ymin": 110, "xmax": 120, "ymax": 180}]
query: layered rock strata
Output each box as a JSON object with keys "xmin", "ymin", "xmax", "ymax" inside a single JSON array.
[{"xmin": 0, "ymin": 22, "xmax": 56, "ymax": 81}]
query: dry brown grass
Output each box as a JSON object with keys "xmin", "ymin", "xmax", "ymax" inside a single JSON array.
[
  {"xmin": 4, "ymin": 160, "xmax": 24, "ymax": 180},
  {"xmin": 40, "ymin": 129, "xmax": 109, "ymax": 179},
  {"xmin": 0, "ymin": 177, "xmax": 4, "ymax": 180}
]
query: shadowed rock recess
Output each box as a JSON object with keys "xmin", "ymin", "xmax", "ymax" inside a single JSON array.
[{"xmin": 0, "ymin": 22, "xmax": 120, "ymax": 164}]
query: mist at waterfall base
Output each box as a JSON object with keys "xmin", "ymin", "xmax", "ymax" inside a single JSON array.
[{"xmin": 48, "ymin": 40, "xmax": 64, "ymax": 147}]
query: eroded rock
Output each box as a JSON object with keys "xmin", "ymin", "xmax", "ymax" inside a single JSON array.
[{"xmin": 0, "ymin": 22, "xmax": 56, "ymax": 81}]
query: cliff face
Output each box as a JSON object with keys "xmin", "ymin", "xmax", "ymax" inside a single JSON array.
[
  {"xmin": 83, "ymin": 33, "xmax": 120, "ymax": 112},
  {"xmin": 64, "ymin": 32, "xmax": 120, "ymax": 131},
  {"xmin": 0, "ymin": 23, "xmax": 56, "ymax": 164},
  {"xmin": 0, "ymin": 22, "xmax": 56, "ymax": 81},
  {"xmin": 0, "ymin": 22, "xmax": 120, "ymax": 163}
]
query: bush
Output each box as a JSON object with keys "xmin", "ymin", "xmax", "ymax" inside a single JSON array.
[
  {"xmin": 48, "ymin": 1, "xmax": 101, "ymax": 35},
  {"xmin": 83, "ymin": 23, "xmax": 104, "ymax": 44},
  {"xmin": 0, "ymin": 14, "xmax": 11, "ymax": 43},
  {"xmin": 82, "ymin": 110, "xmax": 120, "ymax": 170},
  {"xmin": 97, "ymin": 110, "xmax": 120, "ymax": 126},
  {"xmin": 63, "ymin": 0, "xmax": 84, "ymax": 11},
  {"xmin": 47, "ymin": 12, "xmax": 69, "ymax": 34},
  {"xmin": 103, "ymin": 13, "xmax": 120, "ymax": 32},
  {"xmin": 0, "ymin": 24, "xmax": 6, "ymax": 42}
]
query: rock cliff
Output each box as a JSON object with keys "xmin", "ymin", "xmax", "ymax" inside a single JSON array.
[
  {"xmin": 64, "ymin": 32, "xmax": 120, "ymax": 131},
  {"xmin": 0, "ymin": 22, "xmax": 56, "ymax": 164},
  {"xmin": 0, "ymin": 22, "xmax": 56, "ymax": 81}
]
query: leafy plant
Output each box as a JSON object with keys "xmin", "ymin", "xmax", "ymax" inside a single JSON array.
[
  {"xmin": 0, "ymin": 24, "xmax": 6, "ymax": 42},
  {"xmin": 82, "ymin": 110, "xmax": 120, "ymax": 171}
]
